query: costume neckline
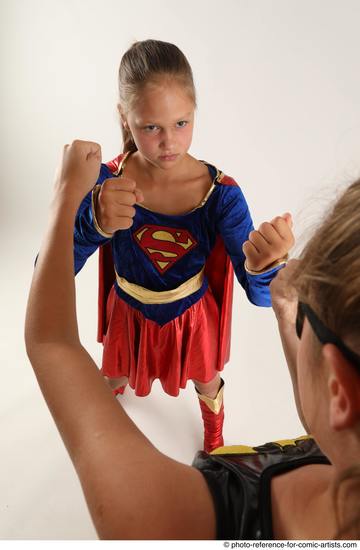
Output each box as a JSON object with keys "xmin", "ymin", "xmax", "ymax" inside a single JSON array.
[{"xmin": 113, "ymin": 151, "xmax": 223, "ymax": 218}]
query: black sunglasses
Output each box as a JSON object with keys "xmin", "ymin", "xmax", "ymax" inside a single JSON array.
[{"xmin": 296, "ymin": 301, "xmax": 360, "ymax": 371}]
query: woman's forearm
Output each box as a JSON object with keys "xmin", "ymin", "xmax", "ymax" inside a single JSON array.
[
  {"xmin": 25, "ymin": 196, "xmax": 80, "ymax": 353},
  {"xmin": 276, "ymin": 319, "xmax": 309, "ymax": 433},
  {"xmin": 23, "ymin": 145, "xmax": 148, "ymax": 459},
  {"xmin": 26, "ymin": 140, "xmax": 103, "ymax": 350}
]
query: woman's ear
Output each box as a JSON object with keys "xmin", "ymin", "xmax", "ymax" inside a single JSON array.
[{"xmin": 323, "ymin": 344, "xmax": 360, "ymax": 430}]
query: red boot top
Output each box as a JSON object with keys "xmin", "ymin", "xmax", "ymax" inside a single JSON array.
[{"xmin": 196, "ymin": 379, "xmax": 225, "ymax": 453}]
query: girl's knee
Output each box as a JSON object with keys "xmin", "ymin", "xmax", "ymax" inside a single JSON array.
[
  {"xmin": 104, "ymin": 376, "xmax": 129, "ymax": 390},
  {"xmin": 193, "ymin": 373, "xmax": 221, "ymax": 398}
]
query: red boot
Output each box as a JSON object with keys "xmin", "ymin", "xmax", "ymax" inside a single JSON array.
[{"xmin": 196, "ymin": 379, "xmax": 225, "ymax": 453}]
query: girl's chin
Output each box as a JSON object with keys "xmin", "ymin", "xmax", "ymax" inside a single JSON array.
[{"xmin": 140, "ymin": 152, "xmax": 186, "ymax": 169}]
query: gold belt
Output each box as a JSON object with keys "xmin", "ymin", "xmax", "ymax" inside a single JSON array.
[{"xmin": 115, "ymin": 267, "xmax": 205, "ymax": 305}]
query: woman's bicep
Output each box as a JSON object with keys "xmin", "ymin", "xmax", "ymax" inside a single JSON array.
[
  {"xmin": 84, "ymin": 451, "xmax": 217, "ymax": 540},
  {"xmin": 29, "ymin": 343, "xmax": 151, "ymax": 463}
]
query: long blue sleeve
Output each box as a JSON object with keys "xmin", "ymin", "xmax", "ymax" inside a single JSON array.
[
  {"xmin": 74, "ymin": 189, "xmax": 111, "ymax": 275},
  {"xmin": 215, "ymin": 184, "xmax": 282, "ymax": 307},
  {"xmin": 73, "ymin": 164, "xmax": 115, "ymax": 274}
]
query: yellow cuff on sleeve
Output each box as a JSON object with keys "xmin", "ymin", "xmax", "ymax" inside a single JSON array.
[
  {"xmin": 244, "ymin": 254, "xmax": 289, "ymax": 275},
  {"xmin": 91, "ymin": 185, "xmax": 114, "ymax": 239}
]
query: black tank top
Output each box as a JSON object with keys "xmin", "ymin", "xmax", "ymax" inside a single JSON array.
[{"xmin": 192, "ymin": 436, "xmax": 329, "ymax": 539}]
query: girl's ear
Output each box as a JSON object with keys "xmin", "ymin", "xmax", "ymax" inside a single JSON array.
[
  {"xmin": 117, "ymin": 104, "xmax": 128, "ymax": 128},
  {"xmin": 323, "ymin": 344, "xmax": 360, "ymax": 430}
]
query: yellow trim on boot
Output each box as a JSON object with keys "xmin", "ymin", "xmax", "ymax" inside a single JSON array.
[{"xmin": 196, "ymin": 379, "xmax": 224, "ymax": 415}]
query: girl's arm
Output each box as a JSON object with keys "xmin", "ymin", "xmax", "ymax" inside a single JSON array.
[
  {"xmin": 215, "ymin": 185, "xmax": 293, "ymax": 306},
  {"xmin": 74, "ymin": 165, "xmax": 144, "ymax": 274},
  {"xmin": 73, "ymin": 186, "xmax": 111, "ymax": 274},
  {"xmin": 25, "ymin": 141, "xmax": 215, "ymax": 540}
]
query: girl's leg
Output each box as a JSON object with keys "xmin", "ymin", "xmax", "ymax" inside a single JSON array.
[
  {"xmin": 193, "ymin": 373, "xmax": 225, "ymax": 453},
  {"xmin": 104, "ymin": 376, "xmax": 129, "ymax": 395},
  {"xmin": 194, "ymin": 373, "xmax": 221, "ymax": 398}
]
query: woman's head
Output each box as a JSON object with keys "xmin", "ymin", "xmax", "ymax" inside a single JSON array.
[
  {"xmin": 118, "ymin": 40, "xmax": 196, "ymax": 164},
  {"xmin": 293, "ymin": 178, "xmax": 360, "ymax": 432},
  {"xmin": 294, "ymin": 179, "xmax": 360, "ymax": 349},
  {"xmin": 293, "ymin": 179, "xmax": 360, "ymax": 537}
]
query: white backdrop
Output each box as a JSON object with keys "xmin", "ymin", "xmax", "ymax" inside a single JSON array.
[{"xmin": 1, "ymin": 0, "xmax": 360, "ymax": 540}]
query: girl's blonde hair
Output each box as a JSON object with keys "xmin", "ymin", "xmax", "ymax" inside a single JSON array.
[
  {"xmin": 118, "ymin": 39, "xmax": 196, "ymax": 153},
  {"xmin": 293, "ymin": 178, "xmax": 360, "ymax": 538}
]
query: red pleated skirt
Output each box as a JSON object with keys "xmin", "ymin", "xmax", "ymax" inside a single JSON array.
[{"xmin": 101, "ymin": 286, "xmax": 221, "ymax": 396}]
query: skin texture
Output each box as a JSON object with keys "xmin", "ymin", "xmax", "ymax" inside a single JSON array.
[{"xmin": 25, "ymin": 142, "xmax": 360, "ymax": 539}]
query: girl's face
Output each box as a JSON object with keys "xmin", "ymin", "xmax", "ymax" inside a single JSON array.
[{"xmin": 123, "ymin": 80, "xmax": 195, "ymax": 170}]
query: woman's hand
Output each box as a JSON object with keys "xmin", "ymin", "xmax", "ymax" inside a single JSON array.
[
  {"xmin": 270, "ymin": 258, "xmax": 299, "ymax": 324},
  {"xmin": 54, "ymin": 140, "xmax": 102, "ymax": 202},
  {"xmin": 243, "ymin": 213, "xmax": 295, "ymax": 272}
]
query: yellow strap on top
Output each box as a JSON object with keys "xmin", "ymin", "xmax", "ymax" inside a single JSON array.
[
  {"xmin": 211, "ymin": 445, "xmax": 258, "ymax": 455},
  {"xmin": 115, "ymin": 267, "xmax": 205, "ymax": 304},
  {"xmin": 210, "ymin": 435, "xmax": 311, "ymax": 455}
]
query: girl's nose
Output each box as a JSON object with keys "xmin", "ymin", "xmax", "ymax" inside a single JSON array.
[{"xmin": 160, "ymin": 129, "xmax": 174, "ymax": 149}]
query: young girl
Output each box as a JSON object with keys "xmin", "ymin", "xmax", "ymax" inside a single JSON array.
[{"xmin": 74, "ymin": 40, "xmax": 294, "ymax": 452}]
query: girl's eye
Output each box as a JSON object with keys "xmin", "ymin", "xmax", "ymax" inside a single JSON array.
[
  {"xmin": 144, "ymin": 125, "xmax": 159, "ymax": 132},
  {"xmin": 176, "ymin": 120, "xmax": 188, "ymax": 128}
]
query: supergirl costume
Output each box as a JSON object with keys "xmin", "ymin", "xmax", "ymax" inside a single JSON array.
[
  {"xmin": 192, "ymin": 436, "xmax": 329, "ymax": 539},
  {"xmin": 74, "ymin": 153, "xmax": 287, "ymax": 451}
]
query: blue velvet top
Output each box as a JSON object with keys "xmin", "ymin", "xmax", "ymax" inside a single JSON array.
[{"xmin": 74, "ymin": 162, "xmax": 283, "ymax": 325}]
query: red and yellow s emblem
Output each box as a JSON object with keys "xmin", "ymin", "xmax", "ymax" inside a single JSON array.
[{"xmin": 134, "ymin": 225, "xmax": 197, "ymax": 274}]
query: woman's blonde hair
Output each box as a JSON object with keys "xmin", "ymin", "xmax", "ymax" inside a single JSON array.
[
  {"xmin": 294, "ymin": 178, "xmax": 360, "ymax": 352},
  {"xmin": 118, "ymin": 39, "xmax": 196, "ymax": 153},
  {"xmin": 293, "ymin": 178, "xmax": 360, "ymax": 538}
]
